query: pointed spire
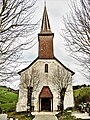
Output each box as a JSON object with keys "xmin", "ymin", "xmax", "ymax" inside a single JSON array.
[
  {"xmin": 40, "ymin": 3, "xmax": 51, "ymax": 33},
  {"xmin": 44, "ymin": 0, "xmax": 46, "ymax": 7}
]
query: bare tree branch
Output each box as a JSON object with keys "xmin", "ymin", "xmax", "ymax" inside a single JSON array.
[
  {"xmin": 62, "ymin": 0, "xmax": 90, "ymax": 79},
  {"xmin": 19, "ymin": 68, "xmax": 40, "ymax": 115},
  {"xmin": 52, "ymin": 66, "xmax": 71, "ymax": 114},
  {"xmin": 0, "ymin": 0, "xmax": 38, "ymax": 81}
]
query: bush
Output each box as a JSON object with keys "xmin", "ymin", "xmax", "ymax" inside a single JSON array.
[
  {"xmin": 56, "ymin": 111, "xmax": 77, "ymax": 120},
  {"xmin": 74, "ymin": 87, "xmax": 90, "ymax": 106}
]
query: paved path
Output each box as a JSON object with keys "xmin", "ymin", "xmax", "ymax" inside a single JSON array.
[
  {"xmin": 32, "ymin": 111, "xmax": 90, "ymax": 120},
  {"xmin": 32, "ymin": 112, "xmax": 58, "ymax": 120},
  {"xmin": 72, "ymin": 111, "xmax": 90, "ymax": 119}
]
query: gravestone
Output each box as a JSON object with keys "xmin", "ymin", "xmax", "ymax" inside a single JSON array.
[
  {"xmin": 0, "ymin": 114, "xmax": 7, "ymax": 120},
  {"xmin": 9, "ymin": 118, "xmax": 13, "ymax": 120}
]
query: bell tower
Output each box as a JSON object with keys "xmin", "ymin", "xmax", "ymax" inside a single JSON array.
[{"xmin": 38, "ymin": 5, "xmax": 54, "ymax": 59}]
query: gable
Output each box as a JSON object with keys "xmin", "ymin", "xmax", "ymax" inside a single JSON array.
[
  {"xmin": 18, "ymin": 57, "xmax": 39, "ymax": 75},
  {"xmin": 54, "ymin": 57, "xmax": 75, "ymax": 75},
  {"xmin": 18, "ymin": 57, "xmax": 75, "ymax": 76}
]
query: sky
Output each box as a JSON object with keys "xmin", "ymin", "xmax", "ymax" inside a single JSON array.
[{"xmin": 3, "ymin": 0, "xmax": 90, "ymax": 89}]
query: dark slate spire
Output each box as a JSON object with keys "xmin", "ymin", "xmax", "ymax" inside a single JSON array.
[{"xmin": 40, "ymin": 4, "xmax": 51, "ymax": 33}]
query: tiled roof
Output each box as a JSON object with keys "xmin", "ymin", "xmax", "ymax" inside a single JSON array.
[{"xmin": 39, "ymin": 86, "xmax": 53, "ymax": 98}]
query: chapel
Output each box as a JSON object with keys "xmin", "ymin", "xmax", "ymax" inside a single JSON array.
[{"xmin": 16, "ymin": 4, "xmax": 75, "ymax": 112}]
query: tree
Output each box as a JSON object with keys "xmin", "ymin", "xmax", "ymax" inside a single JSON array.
[
  {"xmin": 0, "ymin": 0, "xmax": 38, "ymax": 81},
  {"xmin": 52, "ymin": 66, "xmax": 71, "ymax": 114},
  {"xmin": 20, "ymin": 68, "xmax": 40, "ymax": 115},
  {"xmin": 62, "ymin": 0, "xmax": 90, "ymax": 79}
]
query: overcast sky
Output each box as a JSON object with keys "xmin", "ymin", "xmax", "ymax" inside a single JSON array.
[{"xmin": 3, "ymin": 0, "xmax": 90, "ymax": 89}]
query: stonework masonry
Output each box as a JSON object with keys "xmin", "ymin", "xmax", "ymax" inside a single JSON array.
[{"xmin": 16, "ymin": 59, "xmax": 74, "ymax": 112}]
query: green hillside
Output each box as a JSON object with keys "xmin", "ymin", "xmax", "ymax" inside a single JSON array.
[
  {"xmin": 0, "ymin": 85, "xmax": 90, "ymax": 112},
  {"xmin": 0, "ymin": 86, "xmax": 18, "ymax": 112},
  {"xmin": 74, "ymin": 86, "xmax": 90, "ymax": 106}
]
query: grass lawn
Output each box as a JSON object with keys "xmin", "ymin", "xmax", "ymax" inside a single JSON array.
[
  {"xmin": 7, "ymin": 112, "xmax": 35, "ymax": 120},
  {"xmin": 0, "ymin": 86, "xmax": 18, "ymax": 112}
]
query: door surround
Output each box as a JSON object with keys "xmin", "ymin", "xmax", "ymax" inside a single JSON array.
[{"xmin": 39, "ymin": 86, "xmax": 53, "ymax": 111}]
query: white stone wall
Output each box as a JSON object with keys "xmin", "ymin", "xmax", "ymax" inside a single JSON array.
[
  {"xmin": 64, "ymin": 83, "xmax": 74, "ymax": 109},
  {"xmin": 16, "ymin": 59, "xmax": 74, "ymax": 112}
]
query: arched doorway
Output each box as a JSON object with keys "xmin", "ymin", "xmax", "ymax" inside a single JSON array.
[{"xmin": 39, "ymin": 86, "xmax": 53, "ymax": 111}]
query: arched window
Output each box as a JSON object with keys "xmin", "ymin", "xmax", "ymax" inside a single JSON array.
[{"xmin": 45, "ymin": 64, "xmax": 48, "ymax": 73}]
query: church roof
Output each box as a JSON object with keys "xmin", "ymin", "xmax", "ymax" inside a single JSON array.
[
  {"xmin": 40, "ymin": 5, "xmax": 52, "ymax": 33},
  {"xmin": 39, "ymin": 86, "xmax": 53, "ymax": 98},
  {"xmin": 18, "ymin": 57, "xmax": 75, "ymax": 75}
]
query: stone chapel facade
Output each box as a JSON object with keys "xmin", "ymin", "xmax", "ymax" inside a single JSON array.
[{"xmin": 16, "ymin": 5, "xmax": 75, "ymax": 112}]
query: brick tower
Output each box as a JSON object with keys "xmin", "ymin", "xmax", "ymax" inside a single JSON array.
[{"xmin": 38, "ymin": 5, "xmax": 54, "ymax": 59}]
